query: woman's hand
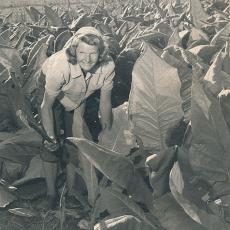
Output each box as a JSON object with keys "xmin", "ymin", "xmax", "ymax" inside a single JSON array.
[{"xmin": 43, "ymin": 137, "xmax": 60, "ymax": 152}]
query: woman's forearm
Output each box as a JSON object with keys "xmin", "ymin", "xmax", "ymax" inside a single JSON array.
[
  {"xmin": 100, "ymin": 104, "xmax": 112, "ymax": 130},
  {"xmin": 41, "ymin": 92, "xmax": 56, "ymax": 138},
  {"xmin": 100, "ymin": 90, "xmax": 113, "ymax": 130},
  {"xmin": 41, "ymin": 104, "xmax": 55, "ymax": 138}
]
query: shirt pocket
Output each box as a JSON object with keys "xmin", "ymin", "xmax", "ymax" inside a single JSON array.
[{"xmin": 62, "ymin": 79, "xmax": 85, "ymax": 102}]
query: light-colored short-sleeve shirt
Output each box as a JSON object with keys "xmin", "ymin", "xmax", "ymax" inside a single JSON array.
[{"xmin": 41, "ymin": 49, "xmax": 115, "ymax": 111}]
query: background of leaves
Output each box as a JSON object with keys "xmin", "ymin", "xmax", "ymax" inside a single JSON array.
[{"xmin": 0, "ymin": 0, "xmax": 230, "ymax": 229}]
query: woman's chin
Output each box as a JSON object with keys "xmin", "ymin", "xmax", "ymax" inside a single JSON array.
[{"xmin": 81, "ymin": 65, "xmax": 95, "ymax": 72}]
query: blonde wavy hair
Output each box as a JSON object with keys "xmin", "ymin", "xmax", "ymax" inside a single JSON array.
[{"xmin": 65, "ymin": 33, "xmax": 108, "ymax": 65}]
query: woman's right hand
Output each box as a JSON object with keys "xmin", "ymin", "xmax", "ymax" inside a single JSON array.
[{"xmin": 43, "ymin": 138, "xmax": 60, "ymax": 152}]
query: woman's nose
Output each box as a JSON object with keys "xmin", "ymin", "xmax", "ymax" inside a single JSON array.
[{"xmin": 85, "ymin": 54, "xmax": 91, "ymax": 62}]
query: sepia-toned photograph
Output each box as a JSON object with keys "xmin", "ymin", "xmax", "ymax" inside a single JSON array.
[{"xmin": 0, "ymin": 0, "xmax": 230, "ymax": 229}]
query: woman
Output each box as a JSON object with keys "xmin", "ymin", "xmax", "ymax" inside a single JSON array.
[{"xmin": 40, "ymin": 27, "xmax": 115, "ymax": 208}]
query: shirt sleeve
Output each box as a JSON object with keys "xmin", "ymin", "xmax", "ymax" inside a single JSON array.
[
  {"xmin": 42, "ymin": 57, "xmax": 67, "ymax": 97},
  {"xmin": 101, "ymin": 60, "xmax": 115, "ymax": 91}
]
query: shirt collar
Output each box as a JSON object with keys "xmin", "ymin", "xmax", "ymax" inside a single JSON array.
[
  {"xmin": 71, "ymin": 63, "xmax": 83, "ymax": 79},
  {"xmin": 71, "ymin": 63, "xmax": 101, "ymax": 80}
]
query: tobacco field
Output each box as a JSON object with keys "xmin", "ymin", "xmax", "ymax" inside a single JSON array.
[{"xmin": 0, "ymin": 0, "xmax": 230, "ymax": 229}]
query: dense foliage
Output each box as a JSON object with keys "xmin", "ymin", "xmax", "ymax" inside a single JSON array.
[{"xmin": 0, "ymin": 0, "xmax": 230, "ymax": 229}]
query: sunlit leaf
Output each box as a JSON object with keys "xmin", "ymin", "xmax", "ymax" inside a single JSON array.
[
  {"xmin": 99, "ymin": 102, "xmax": 135, "ymax": 155},
  {"xmin": 68, "ymin": 138, "xmax": 153, "ymax": 210},
  {"xmin": 128, "ymin": 42, "xmax": 183, "ymax": 152},
  {"xmin": 161, "ymin": 47, "xmax": 193, "ymax": 121},
  {"xmin": 8, "ymin": 208, "xmax": 39, "ymax": 217},
  {"xmin": 189, "ymin": 0, "xmax": 209, "ymax": 29}
]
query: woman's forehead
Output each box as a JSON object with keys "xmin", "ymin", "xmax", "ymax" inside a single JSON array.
[{"xmin": 76, "ymin": 41, "xmax": 99, "ymax": 52}]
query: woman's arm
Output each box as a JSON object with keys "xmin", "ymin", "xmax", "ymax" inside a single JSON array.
[
  {"xmin": 99, "ymin": 89, "xmax": 113, "ymax": 130},
  {"xmin": 41, "ymin": 90, "xmax": 57, "ymax": 139}
]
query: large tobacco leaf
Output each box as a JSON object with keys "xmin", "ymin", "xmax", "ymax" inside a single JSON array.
[
  {"xmin": 161, "ymin": 48, "xmax": 193, "ymax": 122},
  {"xmin": 0, "ymin": 46, "xmax": 24, "ymax": 99},
  {"xmin": 99, "ymin": 102, "xmax": 135, "ymax": 155},
  {"xmin": 188, "ymin": 45, "xmax": 220, "ymax": 64},
  {"xmin": 129, "ymin": 31, "xmax": 169, "ymax": 50},
  {"xmin": 128, "ymin": 43, "xmax": 183, "ymax": 152},
  {"xmin": 68, "ymin": 138, "xmax": 153, "ymax": 210},
  {"xmin": 22, "ymin": 42, "xmax": 50, "ymax": 95},
  {"xmin": 2, "ymin": 11, "xmax": 13, "ymax": 25},
  {"xmin": 1, "ymin": 40, "xmax": 50, "ymax": 128},
  {"xmin": 187, "ymin": 27, "xmax": 209, "ymax": 48},
  {"xmin": 44, "ymin": 5, "xmax": 63, "ymax": 27},
  {"xmin": 14, "ymin": 31, "xmax": 28, "ymax": 50},
  {"xmin": 189, "ymin": 0, "xmax": 209, "ymax": 29},
  {"xmin": 189, "ymin": 61, "xmax": 230, "ymax": 203},
  {"xmin": 119, "ymin": 23, "xmax": 142, "ymax": 49},
  {"xmin": 98, "ymin": 185, "xmax": 138, "ymax": 219},
  {"xmin": 222, "ymin": 41, "xmax": 230, "ymax": 76},
  {"xmin": 24, "ymin": 6, "xmax": 42, "ymax": 23},
  {"xmin": 211, "ymin": 23, "xmax": 230, "ymax": 46},
  {"xmin": 169, "ymin": 148, "xmax": 230, "ymax": 230},
  {"xmin": 0, "ymin": 28, "xmax": 11, "ymax": 45},
  {"xmin": 0, "ymin": 129, "xmax": 41, "ymax": 164},
  {"xmin": 147, "ymin": 147, "xmax": 177, "ymax": 198},
  {"xmin": 54, "ymin": 30, "xmax": 72, "ymax": 52},
  {"xmin": 116, "ymin": 21, "xmax": 129, "ymax": 40},
  {"xmin": 13, "ymin": 155, "xmax": 44, "ymax": 186},
  {"xmin": 3, "ymin": 74, "xmax": 33, "ymax": 121},
  {"xmin": 0, "ymin": 45, "xmax": 23, "ymax": 72},
  {"xmin": 98, "ymin": 186, "xmax": 162, "ymax": 230},
  {"xmin": 167, "ymin": 28, "xmax": 181, "ymax": 47},
  {"xmin": 9, "ymin": 26, "xmax": 29, "ymax": 49},
  {"xmin": 27, "ymin": 35, "xmax": 51, "ymax": 62},
  {"xmin": 153, "ymin": 193, "xmax": 207, "ymax": 230},
  {"xmin": 203, "ymin": 50, "xmax": 230, "ymax": 96},
  {"xmin": 219, "ymin": 43, "xmax": 230, "ymax": 133}
]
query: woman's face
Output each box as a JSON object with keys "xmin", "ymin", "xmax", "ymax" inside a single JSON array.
[{"xmin": 76, "ymin": 41, "xmax": 100, "ymax": 73}]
